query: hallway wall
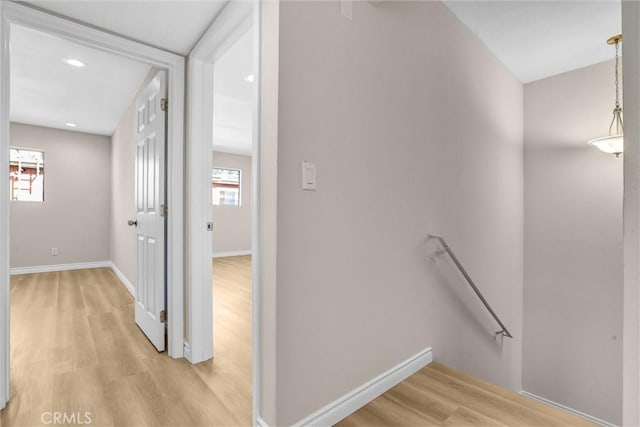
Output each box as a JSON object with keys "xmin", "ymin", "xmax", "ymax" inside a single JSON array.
[
  {"xmin": 523, "ymin": 60, "xmax": 623, "ymax": 424},
  {"xmin": 10, "ymin": 123, "xmax": 111, "ymax": 268},
  {"xmin": 273, "ymin": 1, "xmax": 524, "ymax": 424}
]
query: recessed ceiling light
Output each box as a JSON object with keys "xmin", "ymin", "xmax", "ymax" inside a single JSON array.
[
  {"xmin": 244, "ymin": 74, "xmax": 255, "ymax": 83},
  {"xmin": 63, "ymin": 58, "xmax": 85, "ymax": 68},
  {"xmin": 65, "ymin": 122, "xmax": 77, "ymax": 128}
]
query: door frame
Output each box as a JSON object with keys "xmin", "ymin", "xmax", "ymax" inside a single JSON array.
[
  {"xmin": 185, "ymin": 0, "xmax": 260, "ymax": 423},
  {"xmin": 0, "ymin": 1, "xmax": 186, "ymax": 409},
  {"xmin": 186, "ymin": 0, "xmax": 253, "ymax": 364}
]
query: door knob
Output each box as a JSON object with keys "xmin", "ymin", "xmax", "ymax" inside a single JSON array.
[{"xmin": 128, "ymin": 219, "xmax": 137, "ymax": 226}]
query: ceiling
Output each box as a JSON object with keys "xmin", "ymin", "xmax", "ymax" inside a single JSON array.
[
  {"xmin": 9, "ymin": 0, "xmax": 621, "ymax": 141},
  {"xmin": 213, "ymin": 27, "xmax": 255, "ymax": 156},
  {"xmin": 13, "ymin": 0, "xmax": 255, "ymax": 149},
  {"xmin": 10, "ymin": 24, "xmax": 151, "ymax": 135},
  {"xmin": 443, "ymin": 1, "xmax": 622, "ymax": 83},
  {"xmin": 22, "ymin": 1, "xmax": 229, "ymax": 55},
  {"xmin": 21, "ymin": 0, "xmax": 622, "ymax": 84}
]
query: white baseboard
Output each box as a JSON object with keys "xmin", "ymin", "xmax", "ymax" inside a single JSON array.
[
  {"xmin": 10, "ymin": 260, "xmax": 136, "ymax": 299},
  {"xmin": 212, "ymin": 250, "xmax": 252, "ymax": 258},
  {"xmin": 108, "ymin": 262, "xmax": 135, "ymax": 298},
  {"xmin": 519, "ymin": 391, "xmax": 617, "ymax": 427},
  {"xmin": 256, "ymin": 416, "xmax": 269, "ymax": 427},
  {"xmin": 10, "ymin": 261, "xmax": 111, "ymax": 275},
  {"xmin": 293, "ymin": 347, "xmax": 433, "ymax": 427}
]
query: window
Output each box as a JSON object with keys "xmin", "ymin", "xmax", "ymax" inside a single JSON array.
[
  {"xmin": 212, "ymin": 167, "xmax": 240, "ymax": 206},
  {"xmin": 9, "ymin": 148, "xmax": 44, "ymax": 202}
]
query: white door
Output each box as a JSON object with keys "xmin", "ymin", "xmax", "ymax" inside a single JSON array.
[{"xmin": 132, "ymin": 70, "xmax": 167, "ymax": 351}]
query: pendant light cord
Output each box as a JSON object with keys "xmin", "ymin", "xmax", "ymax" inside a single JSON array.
[
  {"xmin": 615, "ymin": 39, "xmax": 620, "ymax": 109},
  {"xmin": 610, "ymin": 38, "xmax": 623, "ymax": 136}
]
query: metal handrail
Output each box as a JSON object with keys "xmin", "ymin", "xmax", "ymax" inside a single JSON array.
[{"xmin": 428, "ymin": 234, "xmax": 513, "ymax": 339}]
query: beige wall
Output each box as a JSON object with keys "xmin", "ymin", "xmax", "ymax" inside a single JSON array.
[
  {"xmin": 10, "ymin": 123, "xmax": 111, "ymax": 268},
  {"xmin": 212, "ymin": 151, "xmax": 252, "ymax": 255},
  {"xmin": 110, "ymin": 67, "xmax": 155, "ymax": 286},
  {"xmin": 274, "ymin": 1, "xmax": 523, "ymax": 424},
  {"xmin": 523, "ymin": 61, "xmax": 623, "ymax": 424}
]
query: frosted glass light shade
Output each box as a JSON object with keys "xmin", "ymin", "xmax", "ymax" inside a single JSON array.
[{"xmin": 588, "ymin": 135, "xmax": 623, "ymax": 156}]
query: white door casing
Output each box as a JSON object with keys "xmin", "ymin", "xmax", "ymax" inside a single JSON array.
[
  {"xmin": 0, "ymin": 0, "xmax": 9, "ymax": 411},
  {"xmin": 135, "ymin": 71, "xmax": 167, "ymax": 352}
]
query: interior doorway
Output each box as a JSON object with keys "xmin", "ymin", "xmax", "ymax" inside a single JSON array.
[
  {"xmin": 0, "ymin": 1, "xmax": 186, "ymax": 413},
  {"xmin": 4, "ymin": 20, "xmax": 170, "ymax": 427},
  {"xmin": 210, "ymin": 22, "xmax": 256, "ymax": 421},
  {"xmin": 186, "ymin": 1, "xmax": 260, "ymax": 422},
  {"xmin": 210, "ymin": 21, "xmax": 255, "ymax": 350}
]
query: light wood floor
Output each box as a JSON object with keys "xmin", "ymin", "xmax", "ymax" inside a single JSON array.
[
  {"xmin": 1, "ymin": 256, "xmax": 252, "ymax": 427},
  {"xmin": 1, "ymin": 256, "xmax": 597, "ymax": 427},
  {"xmin": 338, "ymin": 362, "xmax": 596, "ymax": 427}
]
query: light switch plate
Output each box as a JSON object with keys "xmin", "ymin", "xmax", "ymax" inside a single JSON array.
[{"xmin": 302, "ymin": 161, "xmax": 317, "ymax": 191}]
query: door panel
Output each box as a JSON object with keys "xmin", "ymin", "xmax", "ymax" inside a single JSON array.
[{"xmin": 134, "ymin": 70, "xmax": 167, "ymax": 352}]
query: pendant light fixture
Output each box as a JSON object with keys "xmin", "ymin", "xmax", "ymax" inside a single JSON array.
[{"xmin": 589, "ymin": 34, "xmax": 623, "ymax": 157}]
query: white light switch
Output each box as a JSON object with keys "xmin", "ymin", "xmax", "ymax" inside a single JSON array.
[{"xmin": 302, "ymin": 161, "xmax": 317, "ymax": 191}]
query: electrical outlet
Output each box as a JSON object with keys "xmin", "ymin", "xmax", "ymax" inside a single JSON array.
[{"xmin": 51, "ymin": 248, "xmax": 58, "ymax": 256}]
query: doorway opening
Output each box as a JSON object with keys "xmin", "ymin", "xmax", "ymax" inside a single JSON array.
[
  {"xmin": 0, "ymin": 1, "xmax": 186, "ymax": 417},
  {"xmin": 4, "ymin": 20, "xmax": 173, "ymax": 425},
  {"xmin": 185, "ymin": 1, "xmax": 260, "ymax": 423},
  {"xmin": 211, "ymin": 22, "xmax": 255, "ymax": 422}
]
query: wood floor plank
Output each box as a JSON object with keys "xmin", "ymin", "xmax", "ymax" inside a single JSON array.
[
  {"xmin": 49, "ymin": 366, "xmax": 114, "ymax": 426},
  {"xmin": 442, "ymin": 407, "xmax": 508, "ymax": 427},
  {"xmin": 415, "ymin": 368, "xmax": 578, "ymax": 427},
  {"xmin": 338, "ymin": 407, "xmax": 387, "ymax": 427},
  {"xmin": 2, "ymin": 259, "xmax": 253, "ymax": 426},
  {"xmin": 430, "ymin": 362, "xmax": 594, "ymax": 426},
  {"xmin": 341, "ymin": 362, "xmax": 597, "ymax": 426},
  {"xmin": 338, "ymin": 395, "xmax": 439, "ymax": 427},
  {"xmin": 104, "ymin": 375, "xmax": 153, "ymax": 427},
  {"xmin": 385, "ymin": 379, "xmax": 458, "ymax": 423}
]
